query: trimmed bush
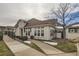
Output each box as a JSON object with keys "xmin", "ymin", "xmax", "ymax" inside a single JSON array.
[
  {"xmin": 15, "ymin": 36, "xmax": 28, "ymax": 41},
  {"xmin": 7, "ymin": 31, "xmax": 15, "ymax": 39},
  {"xmin": 21, "ymin": 36, "xmax": 28, "ymax": 41}
]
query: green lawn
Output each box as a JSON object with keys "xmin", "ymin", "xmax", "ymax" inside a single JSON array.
[
  {"xmin": 33, "ymin": 39, "xmax": 77, "ymax": 53},
  {"xmin": 53, "ymin": 41, "xmax": 77, "ymax": 53},
  {"xmin": 0, "ymin": 40, "xmax": 14, "ymax": 56}
]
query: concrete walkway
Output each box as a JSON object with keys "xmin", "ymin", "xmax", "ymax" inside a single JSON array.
[
  {"xmin": 3, "ymin": 35, "xmax": 45, "ymax": 56},
  {"xmin": 51, "ymin": 52, "xmax": 77, "ymax": 56},
  {"xmin": 32, "ymin": 40, "xmax": 64, "ymax": 55}
]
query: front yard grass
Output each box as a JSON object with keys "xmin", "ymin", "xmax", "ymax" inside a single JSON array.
[
  {"xmin": 53, "ymin": 41, "xmax": 77, "ymax": 53},
  {"xmin": 34, "ymin": 39, "xmax": 77, "ymax": 53},
  {"xmin": 39, "ymin": 38, "xmax": 77, "ymax": 53},
  {"xmin": 0, "ymin": 40, "xmax": 14, "ymax": 56}
]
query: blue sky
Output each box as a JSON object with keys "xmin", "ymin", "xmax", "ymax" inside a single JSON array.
[{"xmin": 47, "ymin": 3, "xmax": 79, "ymax": 25}]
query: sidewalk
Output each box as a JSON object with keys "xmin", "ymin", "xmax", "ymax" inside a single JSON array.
[
  {"xmin": 3, "ymin": 35, "xmax": 45, "ymax": 56},
  {"xmin": 50, "ymin": 52, "xmax": 77, "ymax": 56},
  {"xmin": 32, "ymin": 40, "xmax": 64, "ymax": 55}
]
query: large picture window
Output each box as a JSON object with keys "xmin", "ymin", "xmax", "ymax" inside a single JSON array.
[{"xmin": 34, "ymin": 27, "xmax": 44, "ymax": 36}]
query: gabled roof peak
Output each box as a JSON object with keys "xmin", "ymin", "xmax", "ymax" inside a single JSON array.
[
  {"xmin": 27, "ymin": 18, "xmax": 41, "ymax": 22},
  {"xmin": 30, "ymin": 18, "xmax": 40, "ymax": 21}
]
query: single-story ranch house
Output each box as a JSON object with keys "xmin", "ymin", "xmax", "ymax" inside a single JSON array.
[
  {"xmin": 0, "ymin": 26, "xmax": 14, "ymax": 34},
  {"xmin": 1, "ymin": 18, "xmax": 79, "ymax": 40},
  {"xmin": 14, "ymin": 18, "xmax": 63, "ymax": 40},
  {"xmin": 66, "ymin": 22, "xmax": 79, "ymax": 39}
]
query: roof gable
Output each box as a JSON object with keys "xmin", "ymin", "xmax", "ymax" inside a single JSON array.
[
  {"xmin": 25, "ymin": 18, "xmax": 58, "ymax": 27},
  {"xmin": 14, "ymin": 18, "xmax": 60, "ymax": 28},
  {"xmin": 14, "ymin": 19, "xmax": 27, "ymax": 28}
]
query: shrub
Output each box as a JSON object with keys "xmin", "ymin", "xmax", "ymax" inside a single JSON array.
[
  {"xmin": 7, "ymin": 31, "xmax": 15, "ymax": 39},
  {"xmin": 30, "ymin": 35, "xmax": 34, "ymax": 39},
  {"xmin": 21, "ymin": 36, "xmax": 28, "ymax": 41},
  {"xmin": 15, "ymin": 36, "xmax": 28, "ymax": 41},
  {"xmin": 0, "ymin": 32, "xmax": 3, "ymax": 41}
]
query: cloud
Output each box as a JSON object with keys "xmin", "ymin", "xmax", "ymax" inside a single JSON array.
[{"xmin": 0, "ymin": 3, "xmax": 58, "ymax": 26}]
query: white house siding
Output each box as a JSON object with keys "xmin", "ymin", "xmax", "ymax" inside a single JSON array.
[
  {"xmin": 23, "ymin": 28, "xmax": 26, "ymax": 36},
  {"xmin": 18, "ymin": 21, "xmax": 26, "ymax": 28},
  {"xmin": 15, "ymin": 27, "xmax": 21, "ymax": 36},
  {"xmin": 49, "ymin": 27, "xmax": 54, "ymax": 40},
  {"xmin": 15, "ymin": 20, "xmax": 26, "ymax": 36},
  {"xmin": 30, "ymin": 28, "xmax": 35, "ymax": 36},
  {"xmin": 44, "ymin": 26, "xmax": 51, "ymax": 40},
  {"xmin": 66, "ymin": 29, "xmax": 79, "ymax": 39}
]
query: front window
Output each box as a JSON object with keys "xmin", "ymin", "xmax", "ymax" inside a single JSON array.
[
  {"xmin": 68, "ymin": 29, "xmax": 74, "ymax": 33},
  {"xmin": 41, "ymin": 30, "xmax": 44, "ymax": 36},
  {"xmin": 38, "ymin": 30, "xmax": 40, "ymax": 36},
  {"xmin": 68, "ymin": 28, "xmax": 78, "ymax": 33},
  {"xmin": 34, "ymin": 30, "xmax": 37, "ymax": 36}
]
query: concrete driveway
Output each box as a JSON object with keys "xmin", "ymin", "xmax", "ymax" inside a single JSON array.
[
  {"xmin": 3, "ymin": 35, "xmax": 45, "ymax": 56},
  {"xmin": 32, "ymin": 40, "xmax": 64, "ymax": 55}
]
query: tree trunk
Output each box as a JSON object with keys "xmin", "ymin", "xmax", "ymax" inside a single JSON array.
[
  {"xmin": 62, "ymin": 27, "xmax": 66, "ymax": 39},
  {"xmin": 54, "ymin": 29, "xmax": 57, "ymax": 39}
]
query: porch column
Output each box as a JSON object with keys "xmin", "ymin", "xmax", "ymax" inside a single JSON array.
[{"xmin": 44, "ymin": 26, "xmax": 50, "ymax": 40}]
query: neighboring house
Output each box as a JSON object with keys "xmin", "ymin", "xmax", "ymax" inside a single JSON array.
[
  {"xmin": 14, "ymin": 18, "xmax": 63, "ymax": 40},
  {"xmin": 0, "ymin": 26, "xmax": 14, "ymax": 34},
  {"xmin": 66, "ymin": 22, "xmax": 79, "ymax": 39}
]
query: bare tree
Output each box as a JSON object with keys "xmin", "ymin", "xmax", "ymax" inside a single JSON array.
[{"xmin": 50, "ymin": 3, "xmax": 78, "ymax": 39}]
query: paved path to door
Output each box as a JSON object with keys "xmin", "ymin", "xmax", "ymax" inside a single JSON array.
[
  {"xmin": 3, "ymin": 35, "xmax": 45, "ymax": 56},
  {"xmin": 32, "ymin": 40, "xmax": 64, "ymax": 55}
]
